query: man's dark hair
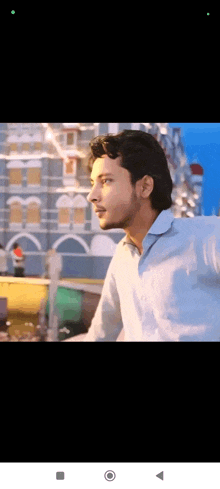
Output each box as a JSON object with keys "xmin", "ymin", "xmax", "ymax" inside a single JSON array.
[
  {"xmin": 0, "ymin": 244, "xmax": 3, "ymax": 249},
  {"xmin": 87, "ymin": 129, "xmax": 174, "ymax": 212},
  {"xmin": 13, "ymin": 242, "xmax": 19, "ymax": 249}
]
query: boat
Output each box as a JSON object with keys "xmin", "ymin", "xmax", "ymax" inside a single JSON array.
[{"xmin": 0, "ymin": 276, "xmax": 103, "ymax": 340}]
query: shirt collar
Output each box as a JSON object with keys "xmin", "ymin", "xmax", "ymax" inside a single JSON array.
[{"xmin": 122, "ymin": 208, "xmax": 175, "ymax": 247}]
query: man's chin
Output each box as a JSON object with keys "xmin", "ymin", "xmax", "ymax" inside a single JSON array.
[{"xmin": 99, "ymin": 220, "xmax": 122, "ymax": 231}]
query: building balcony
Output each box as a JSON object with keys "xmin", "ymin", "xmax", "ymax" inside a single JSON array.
[
  {"xmin": 63, "ymin": 123, "xmax": 80, "ymax": 130},
  {"xmin": 65, "ymin": 146, "xmax": 85, "ymax": 158},
  {"xmin": 9, "ymin": 222, "xmax": 23, "ymax": 230}
]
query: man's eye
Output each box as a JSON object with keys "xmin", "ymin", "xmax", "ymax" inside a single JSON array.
[
  {"xmin": 91, "ymin": 179, "xmax": 112, "ymax": 187},
  {"xmin": 102, "ymin": 179, "xmax": 112, "ymax": 184}
]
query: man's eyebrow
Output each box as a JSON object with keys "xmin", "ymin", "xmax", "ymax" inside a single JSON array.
[{"xmin": 90, "ymin": 173, "xmax": 114, "ymax": 182}]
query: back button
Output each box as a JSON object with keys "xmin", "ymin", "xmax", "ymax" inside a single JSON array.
[{"xmin": 156, "ymin": 471, "xmax": 164, "ymax": 481}]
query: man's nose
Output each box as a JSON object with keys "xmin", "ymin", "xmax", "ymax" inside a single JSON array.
[{"xmin": 87, "ymin": 188, "xmax": 98, "ymax": 203}]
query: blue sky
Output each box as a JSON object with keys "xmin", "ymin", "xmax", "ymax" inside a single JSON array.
[{"xmin": 169, "ymin": 123, "xmax": 220, "ymax": 216}]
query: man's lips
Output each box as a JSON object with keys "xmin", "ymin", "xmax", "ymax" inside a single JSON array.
[
  {"xmin": 96, "ymin": 210, "xmax": 106, "ymax": 216},
  {"xmin": 95, "ymin": 208, "xmax": 106, "ymax": 213}
]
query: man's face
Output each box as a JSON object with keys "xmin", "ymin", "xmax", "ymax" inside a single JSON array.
[{"xmin": 87, "ymin": 154, "xmax": 149, "ymax": 231}]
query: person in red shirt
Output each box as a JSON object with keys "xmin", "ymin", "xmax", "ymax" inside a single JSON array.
[
  {"xmin": 14, "ymin": 247, "xmax": 23, "ymax": 258},
  {"xmin": 12, "ymin": 243, "xmax": 25, "ymax": 277}
]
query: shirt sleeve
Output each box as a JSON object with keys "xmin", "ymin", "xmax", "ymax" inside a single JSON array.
[
  {"xmin": 214, "ymin": 219, "xmax": 220, "ymax": 273},
  {"xmin": 203, "ymin": 218, "xmax": 220, "ymax": 274},
  {"xmin": 83, "ymin": 255, "xmax": 123, "ymax": 342}
]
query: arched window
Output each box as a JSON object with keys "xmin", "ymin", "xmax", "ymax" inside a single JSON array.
[
  {"xmin": 64, "ymin": 158, "xmax": 77, "ymax": 176},
  {"xmin": 22, "ymin": 142, "xmax": 30, "ymax": 153},
  {"xmin": 10, "ymin": 202, "xmax": 22, "ymax": 223},
  {"xmin": 73, "ymin": 208, "xmax": 84, "ymax": 224},
  {"xmin": 67, "ymin": 133, "xmax": 74, "ymax": 145},
  {"xmin": 65, "ymin": 159, "xmax": 74, "ymax": 174},
  {"xmin": 34, "ymin": 141, "xmax": 42, "ymax": 151},
  {"xmin": 10, "ymin": 143, "xmax": 17, "ymax": 153},
  {"xmin": 27, "ymin": 167, "xmax": 41, "ymax": 185},
  {"xmin": 26, "ymin": 202, "xmax": 40, "ymax": 224},
  {"xmin": 9, "ymin": 168, "xmax": 22, "ymax": 185},
  {"xmin": 59, "ymin": 208, "xmax": 70, "ymax": 225}
]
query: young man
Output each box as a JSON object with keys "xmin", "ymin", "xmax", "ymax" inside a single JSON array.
[{"xmin": 81, "ymin": 129, "xmax": 220, "ymax": 341}]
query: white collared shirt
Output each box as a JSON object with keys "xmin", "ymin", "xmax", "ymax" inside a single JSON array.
[{"xmin": 83, "ymin": 209, "xmax": 220, "ymax": 341}]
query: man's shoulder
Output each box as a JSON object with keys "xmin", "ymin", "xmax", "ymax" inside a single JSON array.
[
  {"xmin": 100, "ymin": 237, "xmax": 126, "ymax": 282},
  {"xmin": 173, "ymin": 215, "xmax": 220, "ymax": 235},
  {"xmin": 111, "ymin": 236, "xmax": 127, "ymax": 259},
  {"xmin": 115, "ymin": 234, "xmax": 128, "ymax": 247}
]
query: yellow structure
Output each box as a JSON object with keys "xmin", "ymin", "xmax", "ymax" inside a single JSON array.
[
  {"xmin": 0, "ymin": 277, "xmax": 49, "ymax": 314},
  {"xmin": 0, "ymin": 276, "xmax": 104, "ymax": 315}
]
